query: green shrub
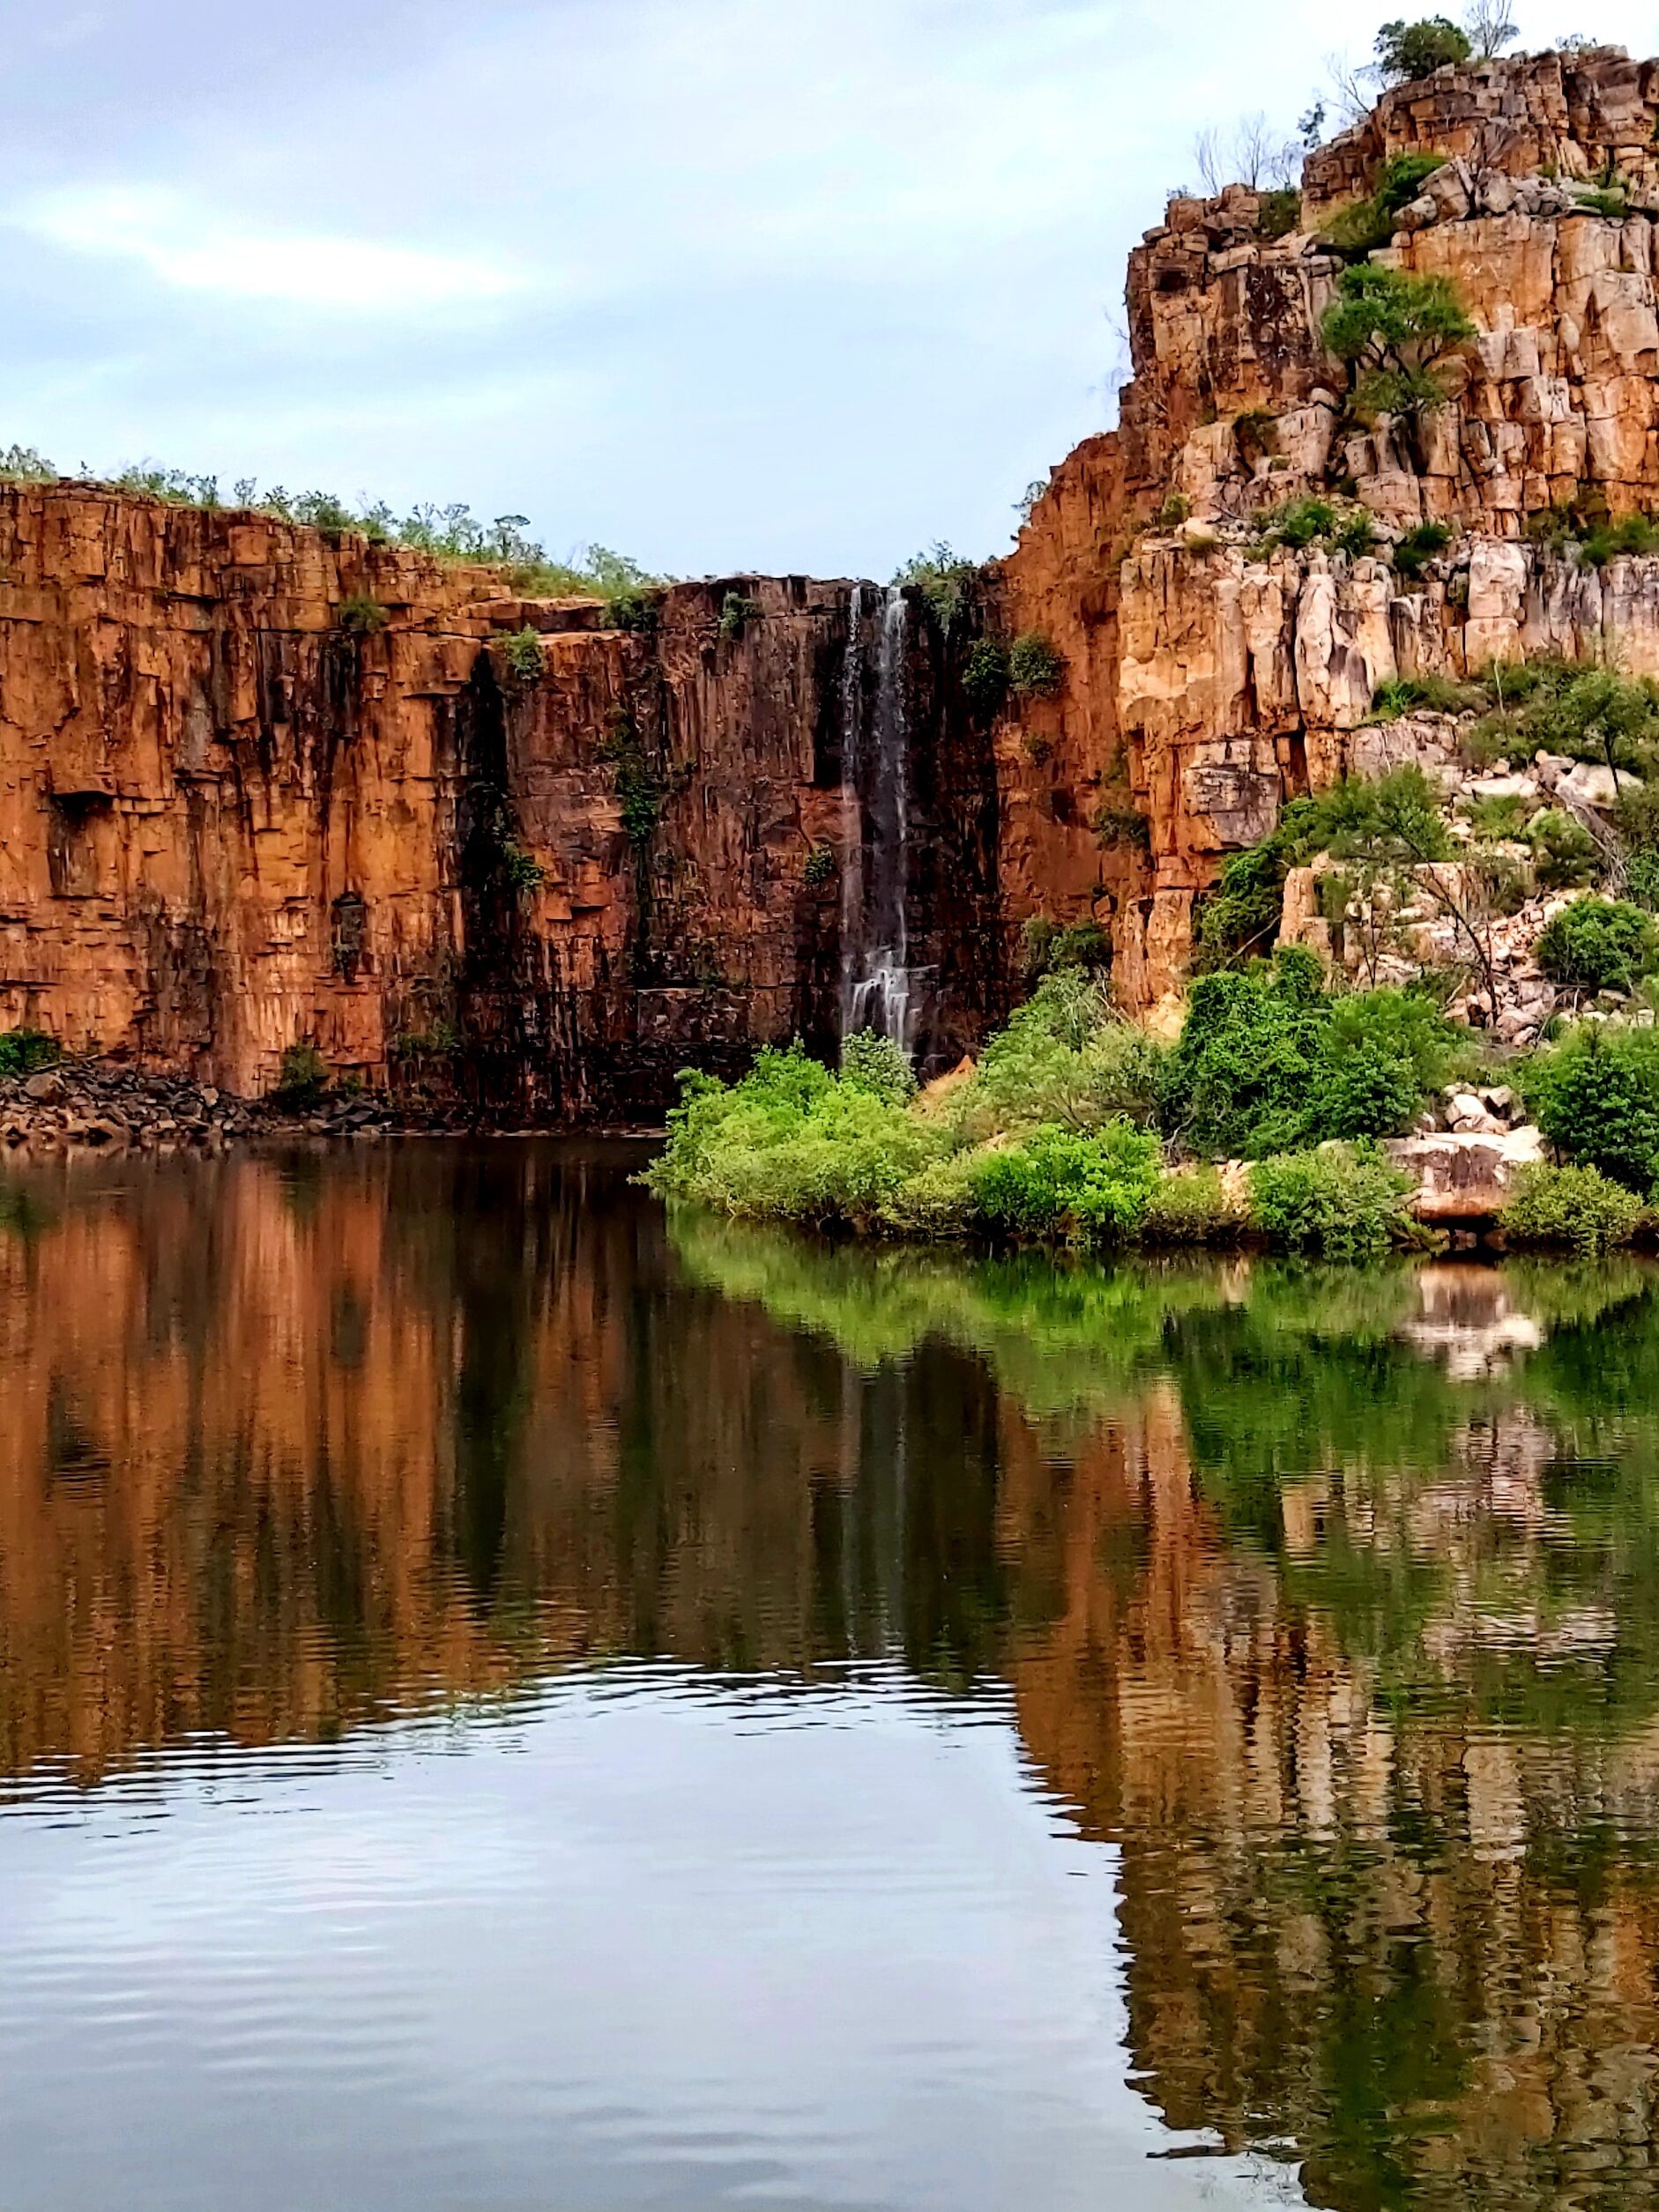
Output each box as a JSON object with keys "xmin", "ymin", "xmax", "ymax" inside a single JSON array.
[
  {"xmin": 1271, "ymin": 498, "xmax": 1337, "ymax": 549},
  {"xmin": 1614, "ymin": 780, "xmax": 1659, "ymax": 854},
  {"xmin": 841, "ymin": 1031, "xmax": 918, "ymax": 1106},
  {"xmin": 955, "ymin": 971, "xmax": 1165, "ymax": 1139},
  {"xmin": 1021, "ymin": 917, "xmax": 1110, "ymax": 976},
  {"xmin": 1093, "ymin": 802, "xmax": 1151, "ymax": 850},
  {"xmin": 804, "ymin": 844, "xmax": 837, "ymax": 889},
  {"xmin": 1626, "ymin": 850, "xmax": 1659, "ymax": 911},
  {"xmin": 1529, "ymin": 809, "xmax": 1599, "ymax": 890},
  {"xmin": 970, "ymin": 1120, "xmax": 1162, "ymax": 1247},
  {"xmin": 1392, "ymin": 522, "xmax": 1453, "ymax": 579},
  {"xmin": 598, "ymin": 716, "xmax": 664, "ymax": 847},
  {"xmin": 1154, "ymin": 493, "xmax": 1191, "ymax": 530},
  {"xmin": 1371, "ymin": 668, "xmax": 1479, "ymax": 717},
  {"xmin": 963, "ymin": 637, "xmax": 1010, "ymax": 718},
  {"xmin": 1462, "ymin": 791, "xmax": 1533, "ymax": 841},
  {"xmin": 338, "ymin": 592, "xmax": 390, "ymax": 635},
  {"xmin": 607, "ymin": 589, "xmax": 659, "ymax": 635},
  {"xmin": 874, "ymin": 1152, "xmax": 982, "ymax": 1240},
  {"xmin": 894, "ymin": 544, "xmax": 977, "ymax": 632},
  {"xmin": 0, "ymin": 444, "xmax": 56, "ymax": 485},
  {"xmin": 1573, "ymin": 186, "xmax": 1630, "ymax": 221},
  {"xmin": 1248, "ymin": 1143, "xmax": 1414, "ymax": 1257},
  {"xmin": 1308, "ymin": 987, "xmax": 1457, "ymax": 1139},
  {"xmin": 1499, "ymin": 1162, "xmax": 1644, "ymax": 1254},
  {"xmin": 1374, "ymin": 18, "xmax": 1470, "ymax": 82},
  {"xmin": 501, "ymin": 626, "xmax": 546, "ymax": 684},
  {"xmin": 647, "ymin": 1046, "xmax": 940, "ymax": 1231},
  {"xmin": 500, "ymin": 841, "xmax": 545, "ymax": 897},
  {"xmin": 1536, "ymin": 897, "xmax": 1656, "ymax": 992},
  {"xmin": 1163, "ymin": 946, "xmax": 1330, "ymax": 1155},
  {"xmin": 0, "ymin": 1028, "xmax": 60, "ymax": 1080},
  {"xmin": 1336, "ymin": 511, "xmax": 1377, "ymax": 558},
  {"xmin": 718, "ymin": 592, "xmax": 763, "ymax": 642},
  {"xmin": 1322, "ymin": 267, "xmax": 1473, "ymax": 427},
  {"xmin": 1142, "ymin": 1166, "xmax": 1235, "ymax": 1244},
  {"xmin": 1233, "ymin": 408, "xmax": 1278, "ymax": 465},
  {"xmin": 273, "ymin": 1043, "xmax": 329, "ymax": 1108},
  {"xmin": 1258, "ymin": 189, "xmax": 1302, "ymax": 240},
  {"xmin": 1008, "ymin": 633, "xmax": 1065, "ymax": 698},
  {"xmin": 1525, "ymin": 1022, "xmax": 1659, "ymax": 1191},
  {"xmin": 1578, "ymin": 515, "xmax": 1659, "ymax": 565},
  {"xmin": 1321, "ymin": 153, "xmax": 1448, "ymax": 258}
]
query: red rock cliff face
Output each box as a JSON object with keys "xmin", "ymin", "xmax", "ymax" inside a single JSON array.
[
  {"xmin": 996, "ymin": 41, "xmax": 1659, "ymax": 1009},
  {"xmin": 0, "ymin": 490, "xmax": 1003, "ymax": 1111}
]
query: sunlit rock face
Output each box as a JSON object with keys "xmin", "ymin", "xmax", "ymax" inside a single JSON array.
[
  {"xmin": 0, "ymin": 492, "xmax": 1003, "ymax": 1110},
  {"xmin": 997, "ymin": 43, "xmax": 1659, "ymax": 1006}
]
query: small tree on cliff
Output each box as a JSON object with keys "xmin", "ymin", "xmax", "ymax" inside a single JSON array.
[
  {"xmin": 1374, "ymin": 19, "xmax": 1471, "ymax": 82},
  {"xmin": 1321, "ymin": 265, "xmax": 1475, "ymax": 455}
]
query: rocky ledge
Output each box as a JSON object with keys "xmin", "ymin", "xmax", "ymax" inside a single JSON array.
[{"xmin": 0, "ymin": 1062, "xmax": 403, "ymax": 1152}]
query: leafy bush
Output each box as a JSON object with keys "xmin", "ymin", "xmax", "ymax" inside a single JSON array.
[
  {"xmin": 894, "ymin": 544, "xmax": 978, "ymax": 632},
  {"xmin": 1462, "ymin": 790, "xmax": 1533, "ymax": 841},
  {"xmin": 1192, "ymin": 795, "xmax": 1321, "ymax": 968},
  {"xmin": 1322, "ymin": 152, "xmax": 1448, "ymax": 258},
  {"xmin": 1525, "ymin": 1022, "xmax": 1659, "ymax": 1191},
  {"xmin": 1626, "ymin": 850, "xmax": 1659, "ymax": 912},
  {"xmin": 1322, "ymin": 266, "xmax": 1473, "ymax": 426},
  {"xmin": 1309, "ymin": 987, "xmax": 1457, "ymax": 1139},
  {"xmin": 718, "ymin": 592, "xmax": 763, "ymax": 642},
  {"xmin": 273, "ymin": 1043, "xmax": 329, "ymax": 1108},
  {"xmin": 1536, "ymin": 897, "xmax": 1656, "ymax": 993},
  {"xmin": 1499, "ymin": 1162, "xmax": 1644, "ymax": 1254},
  {"xmin": 1373, "ymin": 18, "xmax": 1471, "ymax": 82},
  {"xmin": 954, "ymin": 971, "xmax": 1165, "ymax": 1139},
  {"xmin": 338, "ymin": 592, "xmax": 390, "ymax": 635},
  {"xmin": 1021, "ymin": 917, "xmax": 1110, "ymax": 976},
  {"xmin": 1336, "ymin": 511, "xmax": 1377, "ymax": 558},
  {"xmin": 963, "ymin": 638, "xmax": 1010, "ymax": 717},
  {"xmin": 1093, "ymin": 801, "xmax": 1151, "ymax": 850},
  {"xmin": 841, "ymin": 1031, "xmax": 918, "ymax": 1106},
  {"xmin": 1573, "ymin": 186, "xmax": 1630, "ymax": 222},
  {"xmin": 648, "ymin": 1046, "xmax": 940, "ymax": 1231},
  {"xmin": 0, "ymin": 444, "xmax": 56, "ymax": 485},
  {"xmin": 0, "ymin": 1028, "xmax": 60, "ymax": 1080},
  {"xmin": 598, "ymin": 716, "xmax": 664, "ymax": 847},
  {"xmin": 1257, "ymin": 189, "xmax": 1301, "ymax": 241},
  {"xmin": 501, "ymin": 627, "xmax": 546, "ymax": 684},
  {"xmin": 1142, "ymin": 1166, "xmax": 1236, "ymax": 1244},
  {"xmin": 1529, "ymin": 809, "xmax": 1598, "ymax": 890},
  {"xmin": 1008, "ymin": 633, "xmax": 1065, "ymax": 698},
  {"xmin": 970, "ymin": 1120, "xmax": 1162, "ymax": 1247},
  {"xmin": 804, "ymin": 844, "xmax": 837, "ymax": 889},
  {"xmin": 874, "ymin": 1153, "xmax": 982, "ymax": 1239},
  {"xmin": 1248, "ymin": 1143, "xmax": 1414, "ymax": 1257},
  {"xmin": 1154, "ymin": 493, "xmax": 1191, "ymax": 529},
  {"xmin": 1163, "ymin": 946, "xmax": 1330, "ymax": 1155},
  {"xmin": 500, "ymin": 841, "xmax": 545, "ymax": 897},
  {"xmin": 1392, "ymin": 522, "xmax": 1453, "ymax": 579},
  {"xmin": 1371, "ymin": 669, "xmax": 1481, "ymax": 718}
]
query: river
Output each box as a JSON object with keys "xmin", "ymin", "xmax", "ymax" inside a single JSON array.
[{"xmin": 1, "ymin": 1139, "xmax": 1655, "ymax": 2209}]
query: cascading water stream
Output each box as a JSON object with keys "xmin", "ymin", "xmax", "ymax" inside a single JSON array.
[{"xmin": 838, "ymin": 583, "xmax": 921, "ymax": 1055}]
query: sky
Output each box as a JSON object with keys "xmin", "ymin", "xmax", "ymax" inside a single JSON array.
[{"xmin": 2, "ymin": 1, "xmax": 1654, "ymax": 582}]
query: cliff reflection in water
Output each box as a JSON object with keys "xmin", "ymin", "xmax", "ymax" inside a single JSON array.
[{"xmin": 5, "ymin": 1143, "xmax": 1659, "ymax": 2207}]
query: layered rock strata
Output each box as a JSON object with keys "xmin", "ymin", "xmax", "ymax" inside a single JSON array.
[
  {"xmin": 0, "ymin": 492, "xmax": 1002, "ymax": 1112},
  {"xmin": 997, "ymin": 42, "xmax": 1659, "ymax": 1008}
]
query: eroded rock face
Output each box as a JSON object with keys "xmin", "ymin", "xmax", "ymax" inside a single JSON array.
[
  {"xmin": 0, "ymin": 492, "xmax": 1003, "ymax": 1114},
  {"xmin": 995, "ymin": 41, "xmax": 1659, "ymax": 1006}
]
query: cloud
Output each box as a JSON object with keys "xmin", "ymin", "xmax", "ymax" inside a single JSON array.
[{"xmin": 9, "ymin": 184, "xmax": 529, "ymax": 313}]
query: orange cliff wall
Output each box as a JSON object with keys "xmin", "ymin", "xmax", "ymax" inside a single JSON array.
[
  {"xmin": 0, "ymin": 486, "xmax": 1004, "ymax": 1111},
  {"xmin": 995, "ymin": 41, "xmax": 1659, "ymax": 1010}
]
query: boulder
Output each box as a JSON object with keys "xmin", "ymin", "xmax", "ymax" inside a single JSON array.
[
  {"xmin": 1384, "ymin": 1125, "xmax": 1547, "ymax": 1223},
  {"xmin": 22, "ymin": 1072, "xmax": 67, "ymax": 1105}
]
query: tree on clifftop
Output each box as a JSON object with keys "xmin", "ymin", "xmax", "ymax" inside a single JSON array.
[{"xmin": 1374, "ymin": 18, "xmax": 1472, "ymax": 82}]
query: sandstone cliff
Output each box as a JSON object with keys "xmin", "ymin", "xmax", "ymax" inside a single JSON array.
[
  {"xmin": 9, "ymin": 43, "xmax": 1659, "ymax": 1103},
  {"xmin": 999, "ymin": 41, "xmax": 1659, "ymax": 1009}
]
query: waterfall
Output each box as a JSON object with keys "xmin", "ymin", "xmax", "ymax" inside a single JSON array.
[{"xmin": 838, "ymin": 583, "xmax": 920, "ymax": 1055}]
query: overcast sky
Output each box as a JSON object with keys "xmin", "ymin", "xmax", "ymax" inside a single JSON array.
[{"xmin": 2, "ymin": 1, "xmax": 1652, "ymax": 580}]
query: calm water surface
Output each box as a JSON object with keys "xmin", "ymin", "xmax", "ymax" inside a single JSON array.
[{"xmin": 3, "ymin": 1141, "xmax": 1659, "ymax": 2210}]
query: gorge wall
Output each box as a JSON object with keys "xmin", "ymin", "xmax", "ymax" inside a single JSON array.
[{"xmin": 7, "ymin": 41, "xmax": 1659, "ymax": 1110}]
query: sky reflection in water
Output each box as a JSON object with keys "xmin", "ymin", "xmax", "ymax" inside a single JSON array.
[{"xmin": 2, "ymin": 1139, "xmax": 1657, "ymax": 2210}]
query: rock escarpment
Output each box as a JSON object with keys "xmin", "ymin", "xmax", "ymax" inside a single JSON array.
[
  {"xmin": 998, "ymin": 41, "xmax": 1659, "ymax": 1009},
  {"xmin": 9, "ymin": 43, "xmax": 1659, "ymax": 1110},
  {"xmin": 0, "ymin": 495, "xmax": 1002, "ymax": 1113}
]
